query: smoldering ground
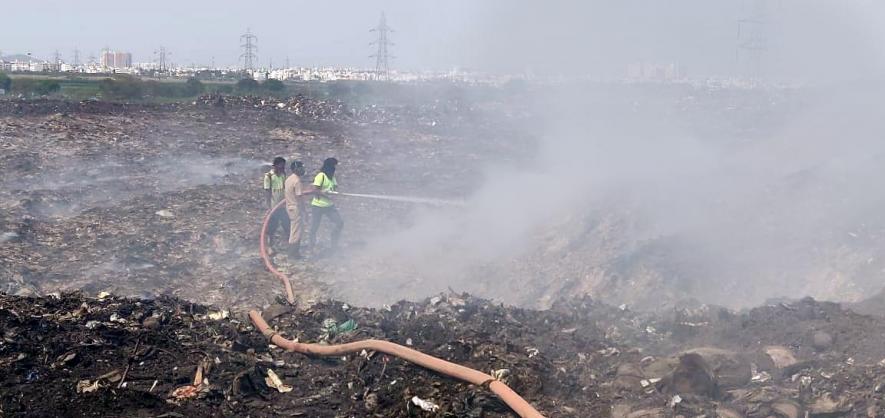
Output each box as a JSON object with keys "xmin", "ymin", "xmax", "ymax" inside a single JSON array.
[{"xmin": 328, "ymin": 2, "xmax": 885, "ymax": 310}]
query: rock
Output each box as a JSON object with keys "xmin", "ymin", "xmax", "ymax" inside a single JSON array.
[
  {"xmin": 142, "ymin": 316, "xmax": 160, "ymax": 329},
  {"xmin": 364, "ymin": 392, "xmax": 379, "ymax": 411},
  {"xmin": 809, "ymin": 393, "xmax": 850, "ymax": 416},
  {"xmin": 612, "ymin": 403, "xmax": 633, "ymax": 418},
  {"xmin": 614, "ymin": 363, "xmax": 644, "ymax": 390},
  {"xmin": 645, "ymin": 348, "xmax": 751, "ymax": 394},
  {"xmin": 681, "ymin": 347, "xmax": 752, "ymax": 389},
  {"xmin": 771, "ymin": 399, "xmax": 803, "ymax": 418},
  {"xmin": 626, "ymin": 408, "xmax": 668, "ymax": 418},
  {"xmin": 812, "ymin": 331, "xmax": 834, "ymax": 351},
  {"xmin": 716, "ymin": 406, "xmax": 743, "ymax": 418},
  {"xmin": 765, "ymin": 346, "xmax": 798, "ymax": 369},
  {"xmin": 657, "ymin": 352, "xmax": 718, "ymax": 398}
]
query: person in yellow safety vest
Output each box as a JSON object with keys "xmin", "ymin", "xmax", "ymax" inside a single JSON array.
[
  {"xmin": 283, "ymin": 160, "xmax": 321, "ymax": 260},
  {"xmin": 263, "ymin": 156, "xmax": 290, "ymax": 250},
  {"xmin": 307, "ymin": 157, "xmax": 344, "ymax": 254}
]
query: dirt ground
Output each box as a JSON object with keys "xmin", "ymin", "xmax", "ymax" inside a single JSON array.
[{"xmin": 0, "ymin": 95, "xmax": 533, "ymax": 311}]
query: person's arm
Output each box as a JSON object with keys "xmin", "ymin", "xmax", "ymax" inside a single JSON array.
[
  {"xmin": 312, "ymin": 173, "xmax": 327, "ymax": 195},
  {"xmin": 263, "ymin": 174, "xmax": 273, "ymax": 209},
  {"xmin": 301, "ymin": 184, "xmax": 320, "ymax": 195}
]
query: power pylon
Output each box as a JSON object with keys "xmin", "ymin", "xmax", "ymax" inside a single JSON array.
[
  {"xmin": 51, "ymin": 50, "xmax": 62, "ymax": 72},
  {"xmin": 370, "ymin": 12, "xmax": 394, "ymax": 80},
  {"xmin": 240, "ymin": 28, "xmax": 258, "ymax": 72},
  {"xmin": 737, "ymin": 0, "xmax": 769, "ymax": 78},
  {"xmin": 73, "ymin": 49, "xmax": 80, "ymax": 67},
  {"xmin": 155, "ymin": 46, "xmax": 170, "ymax": 73}
]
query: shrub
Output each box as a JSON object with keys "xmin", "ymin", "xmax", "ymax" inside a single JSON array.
[
  {"xmin": 236, "ymin": 78, "xmax": 259, "ymax": 92},
  {"xmin": 262, "ymin": 79, "xmax": 285, "ymax": 92}
]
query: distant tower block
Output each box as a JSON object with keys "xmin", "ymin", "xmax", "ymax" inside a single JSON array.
[{"xmin": 370, "ymin": 12, "xmax": 394, "ymax": 81}]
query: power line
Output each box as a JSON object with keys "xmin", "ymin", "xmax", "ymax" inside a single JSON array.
[
  {"xmin": 240, "ymin": 28, "xmax": 258, "ymax": 73},
  {"xmin": 370, "ymin": 12, "xmax": 394, "ymax": 81}
]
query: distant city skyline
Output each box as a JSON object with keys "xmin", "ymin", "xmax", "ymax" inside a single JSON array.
[{"xmin": 2, "ymin": 0, "xmax": 885, "ymax": 80}]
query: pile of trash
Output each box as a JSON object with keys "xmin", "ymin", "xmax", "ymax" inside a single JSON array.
[
  {"xmin": 192, "ymin": 93, "xmax": 481, "ymax": 128},
  {"xmin": 2, "ymin": 291, "xmax": 884, "ymax": 417}
]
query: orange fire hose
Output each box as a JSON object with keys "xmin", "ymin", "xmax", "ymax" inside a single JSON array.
[
  {"xmin": 255, "ymin": 199, "xmax": 545, "ymax": 418},
  {"xmin": 260, "ymin": 200, "xmax": 296, "ymax": 304},
  {"xmin": 249, "ymin": 311, "xmax": 544, "ymax": 418}
]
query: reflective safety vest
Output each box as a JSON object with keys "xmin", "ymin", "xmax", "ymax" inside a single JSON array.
[
  {"xmin": 264, "ymin": 170, "xmax": 286, "ymax": 205},
  {"xmin": 311, "ymin": 172, "xmax": 337, "ymax": 207}
]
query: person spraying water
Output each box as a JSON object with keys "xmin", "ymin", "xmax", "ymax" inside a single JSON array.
[
  {"xmin": 307, "ymin": 158, "xmax": 344, "ymax": 254},
  {"xmin": 302, "ymin": 156, "xmax": 462, "ymax": 257},
  {"xmin": 327, "ymin": 191, "xmax": 464, "ymax": 207}
]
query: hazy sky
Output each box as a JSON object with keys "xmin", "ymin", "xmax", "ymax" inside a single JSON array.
[{"xmin": 3, "ymin": 1, "xmax": 884, "ymax": 78}]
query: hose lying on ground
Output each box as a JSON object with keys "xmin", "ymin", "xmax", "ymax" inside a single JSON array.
[
  {"xmin": 259, "ymin": 200, "xmax": 295, "ymax": 304},
  {"xmin": 255, "ymin": 196, "xmax": 546, "ymax": 417},
  {"xmin": 249, "ymin": 310, "xmax": 545, "ymax": 418}
]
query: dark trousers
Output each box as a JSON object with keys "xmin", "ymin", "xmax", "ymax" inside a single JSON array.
[
  {"xmin": 308, "ymin": 205, "xmax": 343, "ymax": 250},
  {"xmin": 267, "ymin": 206, "xmax": 291, "ymax": 244}
]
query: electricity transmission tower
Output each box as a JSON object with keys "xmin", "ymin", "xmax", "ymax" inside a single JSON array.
[
  {"xmin": 370, "ymin": 12, "xmax": 393, "ymax": 80},
  {"xmin": 240, "ymin": 28, "xmax": 258, "ymax": 73},
  {"xmin": 73, "ymin": 49, "xmax": 80, "ymax": 67},
  {"xmin": 155, "ymin": 46, "xmax": 170, "ymax": 73},
  {"xmin": 52, "ymin": 50, "xmax": 62, "ymax": 72},
  {"xmin": 736, "ymin": 0, "xmax": 769, "ymax": 79}
]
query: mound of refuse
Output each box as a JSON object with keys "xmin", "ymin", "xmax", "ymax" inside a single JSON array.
[{"xmin": 2, "ymin": 291, "xmax": 885, "ymax": 417}]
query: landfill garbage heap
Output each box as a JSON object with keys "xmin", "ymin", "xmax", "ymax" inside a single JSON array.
[
  {"xmin": 3, "ymin": 292, "xmax": 885, "ymax": 417},
  {"xmin": 2, "ymin": 91, "xmax": 885, "ymax": 416}
]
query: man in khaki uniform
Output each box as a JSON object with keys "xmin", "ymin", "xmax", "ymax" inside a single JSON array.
[{"xmin": 283, "ymin": 160, "xmax": 316, "ymax": 259}]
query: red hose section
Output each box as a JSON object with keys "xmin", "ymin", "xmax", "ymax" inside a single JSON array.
[
  {"xmin": 259, "ymin": 199, "xmax": 296, "ymax": 304},
  {"xmin": 255, "ymin": 198, "xmax": 545, "ymax": 417}
]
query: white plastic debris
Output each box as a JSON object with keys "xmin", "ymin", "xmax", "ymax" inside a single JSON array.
[
  {"xmin": 411, "ymin": 396, "xmax": 440, "ymax": 412},
  {"xmin": 751, "ymin": 371, "xmax": 771, "ymax": 383},
  {"xmin": 429, "ymin": 296, "xmax": 442, "ymax": 305},
  {"xmin": 85, "ymin": 320, "xmax": 100, "ymax": 329},
  {"xmin": 264, "ymin": 369, "xmax": 292, "ymax": 393},
  {"xmin": 405, "ymin": 338, "xmax": 413, "ymax": 346},
  {"xmin": 526, "ymin": 347, "xmax": 540, "ymax": 358},
  {"xmin": 97, "ymin": 291, "xmax": 111, "ymax": 300},
  {"xmin": 598, "ymin": 347, "xmax": 620, "ymax": 357},
  {"xmin": 77, "ymin": 379, "xmax": 101, "ymax": 393},
  {"xmin": 207, "ymin": 310, "xmax": 229, "ymax": 320},
  {"xmin": 491, "ymin": 369, "xmax": 511, "ymax": 380},
  {"xmin": 668, "ymin": 394, "xmax": 682, "ymax": 408},
  {"xmin": 155, "ymin": 209, "xmax": 174, "ymax": 218}
]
